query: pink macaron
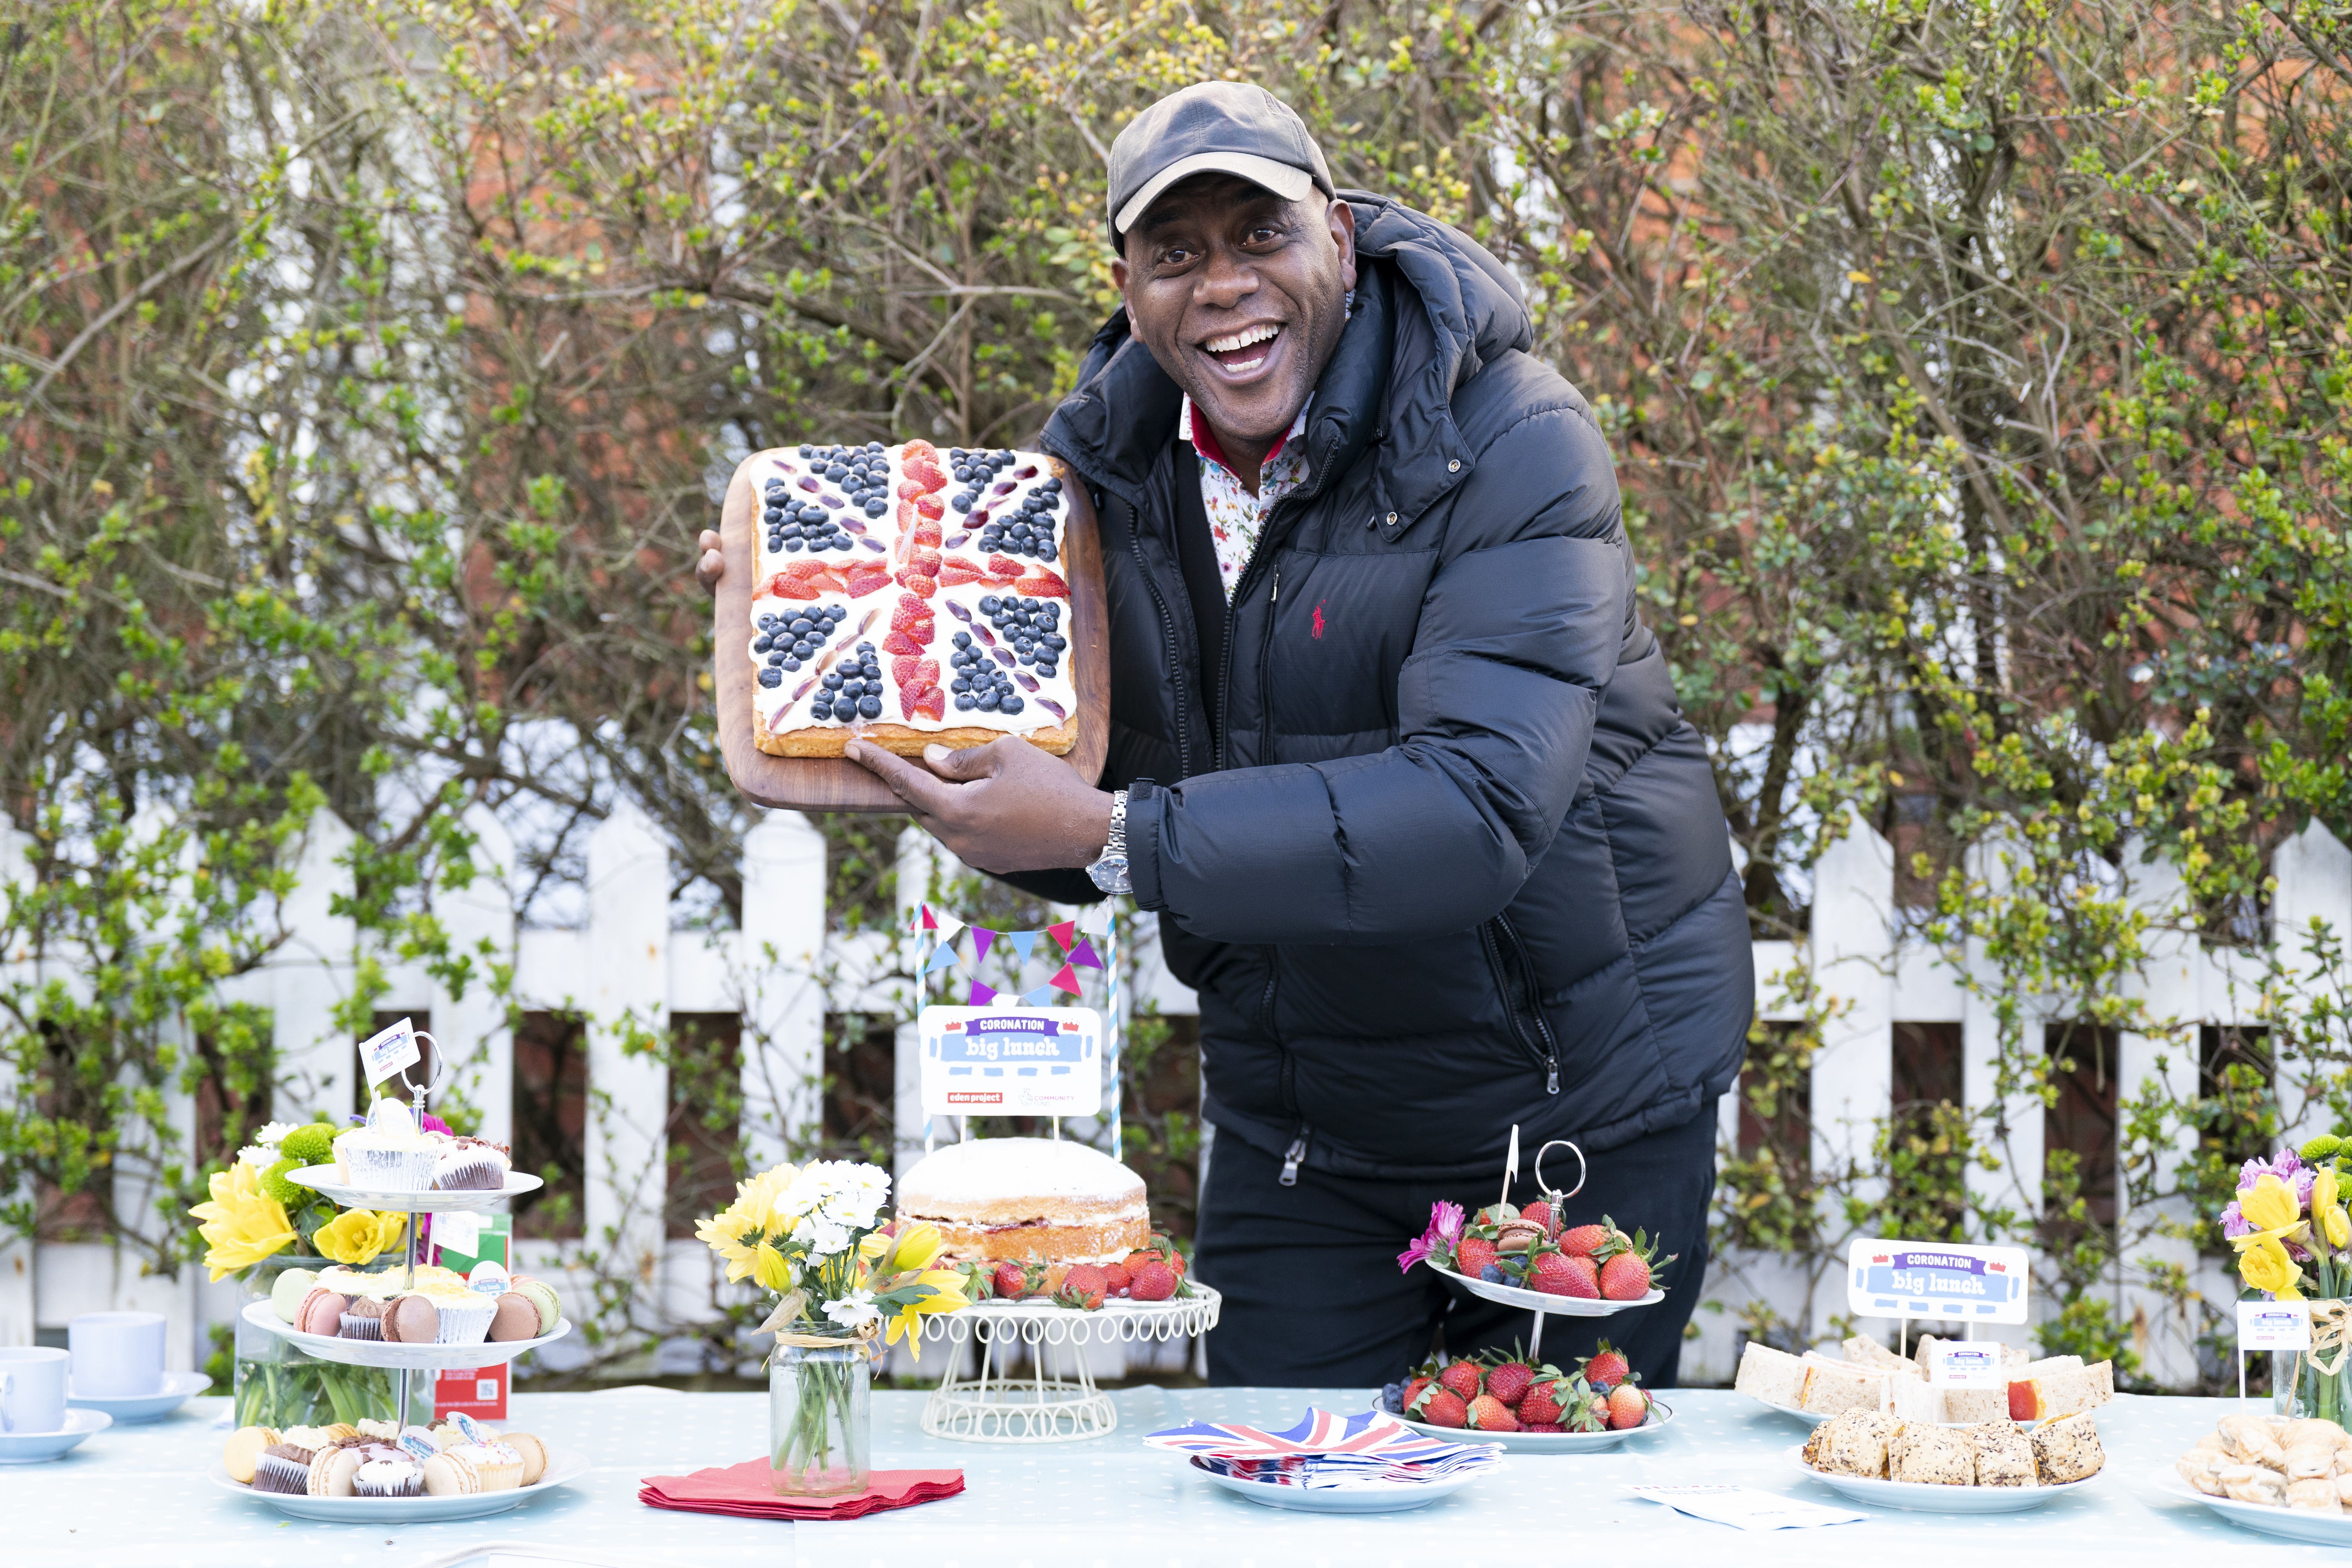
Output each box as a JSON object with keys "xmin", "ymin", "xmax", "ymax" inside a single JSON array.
[{"xmin": 297, "ymin": 1288, "xmax": 349, "ymax": 1338}]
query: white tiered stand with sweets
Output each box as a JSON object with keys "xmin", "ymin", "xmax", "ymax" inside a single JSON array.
[{"xmin": 227, "ymin": 1043, "xmax": 579, "ymax": 1521}]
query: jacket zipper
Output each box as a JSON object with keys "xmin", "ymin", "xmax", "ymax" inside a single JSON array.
[
  {"xmin": 1280, "ymin": 1128, "xmax": 1312, "ymax": 1187},
  {"xmin": 1120, "ymin": 492, "xmax": 1197, "ymax": 777},
  {"xmin": 1481, "ymin": 916, "xmax": 1560, "ymax": 1093},
  {"xmin": 1258, "ymin": 564, "xmax": 1280, "ymax": 761}
]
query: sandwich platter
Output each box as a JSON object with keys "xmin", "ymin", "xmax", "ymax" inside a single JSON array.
[
  {"xmin": 1790, "ymin": 1445, "xmax": 2098, "ymax": 1514},
  {"xmin": 2151, "ymin": 1465, "xmax": 2352, "ymax": 1546}
]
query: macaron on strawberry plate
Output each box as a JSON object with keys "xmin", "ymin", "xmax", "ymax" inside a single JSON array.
[
  {"xmin": 289, "ymin": 1165, "xmax": 543, "ymax": 1213},
  {"xmin": 241, "ymin": 1299, "xmax": 570, "ymax": 1370}
]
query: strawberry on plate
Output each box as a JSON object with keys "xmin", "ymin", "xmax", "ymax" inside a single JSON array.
[
  {"xmin": 881, "ymin": 630, "xmax": 926, "ymax": 658},
  {"xmin": 1483, "ymin": 1361, "xmax": 1535, "ymax": 1407},
  {"xmin": 1556, "ymin": 1223, "xmax": 1610, "ymax": 1258},
  {"xmin": 985, "ymin": 553, "xmax": 1025, "ymax": 581},
  {"xmin": 1579, "ymin": 1342, "xmax": 1631, "ymax": 1391},
  {"xmin": 1437, "ymin": 1360, "xmax": 1483, "ymax": 1401},
  {"xmin": 893, "ymin": 656, "xmax": 940, "ymax": 692},
  {"xmin": 1606, "ymin": 1384, "xmax": 1651, "ymax": 1430},
  {"xmin": 1410, "ymin": 1387, "xmax": 1468, "ymax": 1428},
  {"xmin": 1526, "ymin": 1252, "xmax": 1600, "ymax": 1298},
  {"xmin": 769, "ymin": 574, "xmax": 824, "ymax": 601},
  {"xmin": 1593, "ymin": 1218, "xmax": 1674, "ymax": 1300},
  {"xmin": 938, "ymin": 556, "xmax": 988, "ymax": 586},
  {"xmin": 841, "ymin": 566, "xmax": 894, "ymax": 598},
  {"xmin": 1016, "ymin": 567, "xmax": 1068, "ymax": 599},
  {"xmin": 1464, "ymin": 1394, "xmax": 1519, "ymax": 1432},
  {"xmin": 890, "ymin": 595, "xmax": 935, "ymax": 633}
]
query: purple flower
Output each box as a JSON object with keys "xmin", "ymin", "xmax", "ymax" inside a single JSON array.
[
  {"xmin": 1397, "ymin": 1200, "xmax": 1466, "ymax": 1275},
  {"xmin": 2223, "ymin": 1201, "xmax": 2252, "ymax": 1240}
]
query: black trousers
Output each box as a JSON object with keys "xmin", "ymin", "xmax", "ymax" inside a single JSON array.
[{"xmin": 1191, "ymin": 1105, "xmax": 1719, "ymax": 1389}]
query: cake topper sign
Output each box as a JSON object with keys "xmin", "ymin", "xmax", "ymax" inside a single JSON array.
[{"xmin": 917, "ymin": 1005, "xmax": 1102, "ymax": 1117}]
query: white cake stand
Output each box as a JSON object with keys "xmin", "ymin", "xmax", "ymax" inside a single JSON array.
[{"xmin": 916, "ymin": 1288, "xmax": 1221, "ymax": 1442}]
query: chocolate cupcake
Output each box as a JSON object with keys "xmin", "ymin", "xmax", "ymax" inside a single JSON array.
[
  {"xmin": 252, "ymin": 1441, "xmax": 319, "ymax": 1494},
  {"xmin": 339, "ymin": 1297, "xmax": 390, "ymax": 1339},
  {"xmin": 353, "ymin": 1454, "xmax": 425, "ymax": 1497},
  {"xmin": 431, "ymin": 1136, "xmax": 512, "ymax": 1192}
]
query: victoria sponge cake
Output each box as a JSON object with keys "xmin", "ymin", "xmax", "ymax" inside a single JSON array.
[{"xmin": 897, "ymin": 1137, "xmax": 1147, "ymax": 1265}]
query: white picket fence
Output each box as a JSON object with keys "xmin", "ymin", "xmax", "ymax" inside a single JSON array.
[{"xmin": 5, "ymin": 806, "xmax": 2348, "ymax": 1388}]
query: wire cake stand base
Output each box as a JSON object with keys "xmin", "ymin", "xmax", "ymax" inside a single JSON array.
[{"xmin": 917, "ymin": 1288, "xmax": 1221, "ymax": 1442}]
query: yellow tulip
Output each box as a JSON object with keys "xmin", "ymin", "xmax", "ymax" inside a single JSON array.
[
  {"xmin": 752, "ymin": 1240, "xmax": 795, "ymax": 1294},
  {"xmin": 313, "ymin": 1208, "xmax": 406, "ymax": 1265},
  {"xmin": 190, "ymin": 1163, "xmax": 298, "ymax": 1282},
  {"xmin": 2240, "ymin": 1234, "xmax": 2305, "ymax": 1300},
  {"xmin": 882, "ymin": 1269, "xmax": 971, "ymax": 1361},
  {"xmin": 2242, "ymin": 1174, "xmax": 2302, "ymax": 1233}
]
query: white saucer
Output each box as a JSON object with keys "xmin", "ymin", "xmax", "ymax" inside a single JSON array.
[
  {"xmin": 2152, "ymin": 1466, "xmax": 2352, "ymax": 1544},
  {"xmin": 1189, "ymin": 1455, "xmax": 1492, "ymax": 1512},
  {"xmin": 1791, "ymin": 1444, "xmax": 2098, "ymax": 1512},
  {"xmin": 1430, "ymin": 1265, "xmax": 1667, "ymax": 1316},
  {"xmin": 241, "ymin": 1301, "xmax": 570, "ymax": 1370},
  {"xmin": 210, "ymin": 1454, "xmax": 587, "ymax": 1521},
  {"xmin": 1390, "ymin": 1397, "xmax": 1675, "ymax": 1452},
  {"xmin": 67, "ymin": 1370, "xmax": 212, "ymax": 1423},
  {"xmin": 289, "ymin": 1165, "xmax": 543, "ymax": 1213},
  {"xmin": 0, "ymin": 1407, "xmax": 111, "ymax": 1464},
  {"xmin": 1751, "ymin": 1395, "xmax": 1835, "ymax": 1426}
]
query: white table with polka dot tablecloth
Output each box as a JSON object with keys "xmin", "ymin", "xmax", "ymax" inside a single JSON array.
[{"xmin": 0, "ymin": 1386, "xmax": 2330, "ymax": 1566}]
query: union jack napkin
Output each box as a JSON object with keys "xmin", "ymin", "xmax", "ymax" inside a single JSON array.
[{"xmin": 1144, "ymin": 1408, "xmax": 1504, "ymax": 1490}]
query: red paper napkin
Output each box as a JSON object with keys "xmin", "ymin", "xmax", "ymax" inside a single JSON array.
[{"xmin": 638, "ymin": 1459, "xmax": 965, "ymax": 1520}]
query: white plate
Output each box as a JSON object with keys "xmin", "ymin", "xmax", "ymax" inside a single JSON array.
[
  {"xmin": 1751, "ymin": 1395, "xmax": 1835, "ymax": 1427},
  {"xmin": 1388, "ymin": 1397, "xmax": 1675, "ymax": 1452},
  {"xmin": 1789, "ymin": 1444, "xmax": 2097, "ymax": 1512},
  {"xmin": 1188, "ymin": 1456, "xmax": 1492, "ymax": 1513},
  {"xmin": 0, "ymin": 1408, "xmax": 110, "ymax": 1464},
  {"xmin": 67, "ymin": 1370, "xmax": 211, "ymax": 1423},
  {"xmin": 289, "ymin": 1166, "xmax": 543, "ymax": 1212},
  {"xmin": 209, "ymin": 1454, "xmax": 587, "ymax": 1522},
  {"xmin": 2151, "ymin": 1465, "xmax": 2352, "ymax": 1544},
  {"xmin": 241, "ymin": 1300, "xmax": 570, "ymax": 1370},
  {"xmin": 1430, "ymin": 1266, "xmax": 1666, "ymax": 1317}
]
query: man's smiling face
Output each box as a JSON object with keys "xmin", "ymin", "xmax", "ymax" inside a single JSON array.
[{"xmin": 1112, "ymin": 173, "xmax": 1357, "ymax": 460}]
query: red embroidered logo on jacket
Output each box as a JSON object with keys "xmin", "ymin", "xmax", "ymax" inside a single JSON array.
[{"xmin": 1312, "ymin": 601, "xmax": 1327, "ymax": 639}]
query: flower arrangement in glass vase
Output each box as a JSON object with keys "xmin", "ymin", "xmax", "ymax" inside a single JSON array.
[
  {"xmin": 189, "ymin": 1119, "xmax": 428, "ymax": 1429},
  {"xmin": 2226, "ymin": 1143, "xmax": 2352, "ymax": 1427},
  {"xmin": 697, "ymin": 1159, "xmax": 969, "ymax": 1496}
]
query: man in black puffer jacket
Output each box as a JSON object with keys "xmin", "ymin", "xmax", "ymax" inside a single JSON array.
[{"xmin": 702, "ymin": 84, "xmax": 1751, "ymax": 1389}]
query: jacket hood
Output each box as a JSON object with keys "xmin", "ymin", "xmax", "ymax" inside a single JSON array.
[{"xmin": 1042, "ymin": 192, "xmax": 1533, "ymax": 539}]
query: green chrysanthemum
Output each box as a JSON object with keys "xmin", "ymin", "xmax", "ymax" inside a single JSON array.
[
  {"xmin": 279, "ymin": 1124, "xmax": 335, "ymax": 1166},
  {"xmin": 259, "ymin": 1157, "xmax": 307, "ymax": 1207}
]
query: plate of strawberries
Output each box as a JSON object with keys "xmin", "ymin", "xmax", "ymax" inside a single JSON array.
[
  {"xmin": 1400, "ymin": 1198, "xmax": 1670, "ymax": 1316},
  {"xmin": 1381, "ymin": 1344, "xmax": 1675, "ymax": 1452}
]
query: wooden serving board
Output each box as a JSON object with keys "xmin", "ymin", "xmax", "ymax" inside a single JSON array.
[{"xmin": 712, "ymin": 447, "xmax": 1110, "ymax": 812}]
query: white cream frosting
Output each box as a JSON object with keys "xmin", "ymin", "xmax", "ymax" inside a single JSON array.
[{"xmin": 898, "ymin": 1136, "xmax": 1144, "ymax": 1210}]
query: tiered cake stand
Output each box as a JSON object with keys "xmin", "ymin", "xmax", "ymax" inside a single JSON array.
[
  {"xmin": 254, "ymin": 1049, "xmax": 567, "ymax": 1426},
  {"xmin": 917, "ymin": 1288, "xmax": 1221, "ymax": 1442}
]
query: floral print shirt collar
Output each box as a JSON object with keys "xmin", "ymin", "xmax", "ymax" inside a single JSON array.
[{"xmin": 1179, "ymin": 396, "xmax": 1311, "ymax": 601}]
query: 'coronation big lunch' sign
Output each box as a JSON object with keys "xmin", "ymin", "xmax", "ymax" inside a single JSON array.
[
  {"xmin": 1844, "ymin": 1238, "xmax": 2032, "ymax": 1326},
  {"xmin": 916, "ymin": 1006, "xmax": 1103, "ymax": 1118}
]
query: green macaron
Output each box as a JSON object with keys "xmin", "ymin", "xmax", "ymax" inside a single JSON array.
[
  {"xmin": 269, "ymin": 1267, "xmax": 320, "ymax": 1325},
  {"xmin": 508, "ymin": 1275, "xmax": 561, "ymax": 1335}
]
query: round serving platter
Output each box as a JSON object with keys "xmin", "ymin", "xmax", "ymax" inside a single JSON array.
[
  {"xmin": 1386, "ymin": 1396, "xmax": 1675, "ymax": 1453},
  {"xmin": 289, "ymin": 1166, "xmax": 543, "ymax": 1213},
  {"xmin": 1751, "ymin": 1394, "xmax": 1835, "ymax": 1427},
  {"xmin": 67, "ymin": 1370, "xmax": 211, "ymax": 1424},
  {"xmin": 210, "ymin": 1454, "xmax": 587, "ymax": 1522},
  {"xmin": 1789, "ymin": 1445, "xmax": 2097, "ymax": 1513},
  {"xmin": 1429, "ymin": 1266, "xmax": 1666, "ymax": 1317},
  {"xmin": 241, "ymin": 1301, "xmax": 571, "ymax": 1371},
  {"xmin": 1187, "ymin": 1456, "xmax": 1492, "ymax": 1514},
  {"xmin": 2150, "ymin": 1466, "xmax": 2352, "ymax": 1545}
]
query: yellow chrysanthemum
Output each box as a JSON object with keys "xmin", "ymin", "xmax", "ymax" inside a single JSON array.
[
  {"xmin": 2242, "ymin": 1174, "xmax": 2302, "ymax": 1234},
  {"xmin": 314, "ymin": 1208, "xmax": 407, "ymax": 1265},
  {"xmin": 2241, "ymin": 1234, "xmax": 2305, "ymax": 1299},
  {"xmin": 190, "ymin": 1163, "xmax": 298, "ymax": 1282}
]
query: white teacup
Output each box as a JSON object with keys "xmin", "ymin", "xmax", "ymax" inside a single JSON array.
[
  {"xmin": 67, "ymin": 1311, "xmax": 166, "ymax": 1398},
  {"xmin": 0, "ymin": 1346, "xmax": 70, "ymax": 1434}
]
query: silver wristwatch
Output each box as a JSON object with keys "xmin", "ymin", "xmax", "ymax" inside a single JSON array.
[{"xmin": 1086, "ymin": 789, "xmax": 1131, "ymax": 895}]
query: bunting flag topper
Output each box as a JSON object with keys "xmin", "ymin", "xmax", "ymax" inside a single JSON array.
[{"xmin": 908, "ymin": 902, "xmax": 1107, "ymax": 1008}]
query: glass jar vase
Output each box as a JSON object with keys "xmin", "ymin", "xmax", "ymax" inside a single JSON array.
[
  {"xmin": 2276, "ymin": 1344, "xmax": 2352, "ymax": 1432},
  {"xmin": 769, "ymin": 1337, "xmax": 871, "ymax": 1497},
  {"xmin": 231, "ymin": 1256, "xmax": 430, "ymax": 1431}
]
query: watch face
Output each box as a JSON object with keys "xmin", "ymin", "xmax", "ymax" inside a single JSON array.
[{"xmin": 1087, "ymin": 855, "xmax": 1131, "ymax": 893}]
